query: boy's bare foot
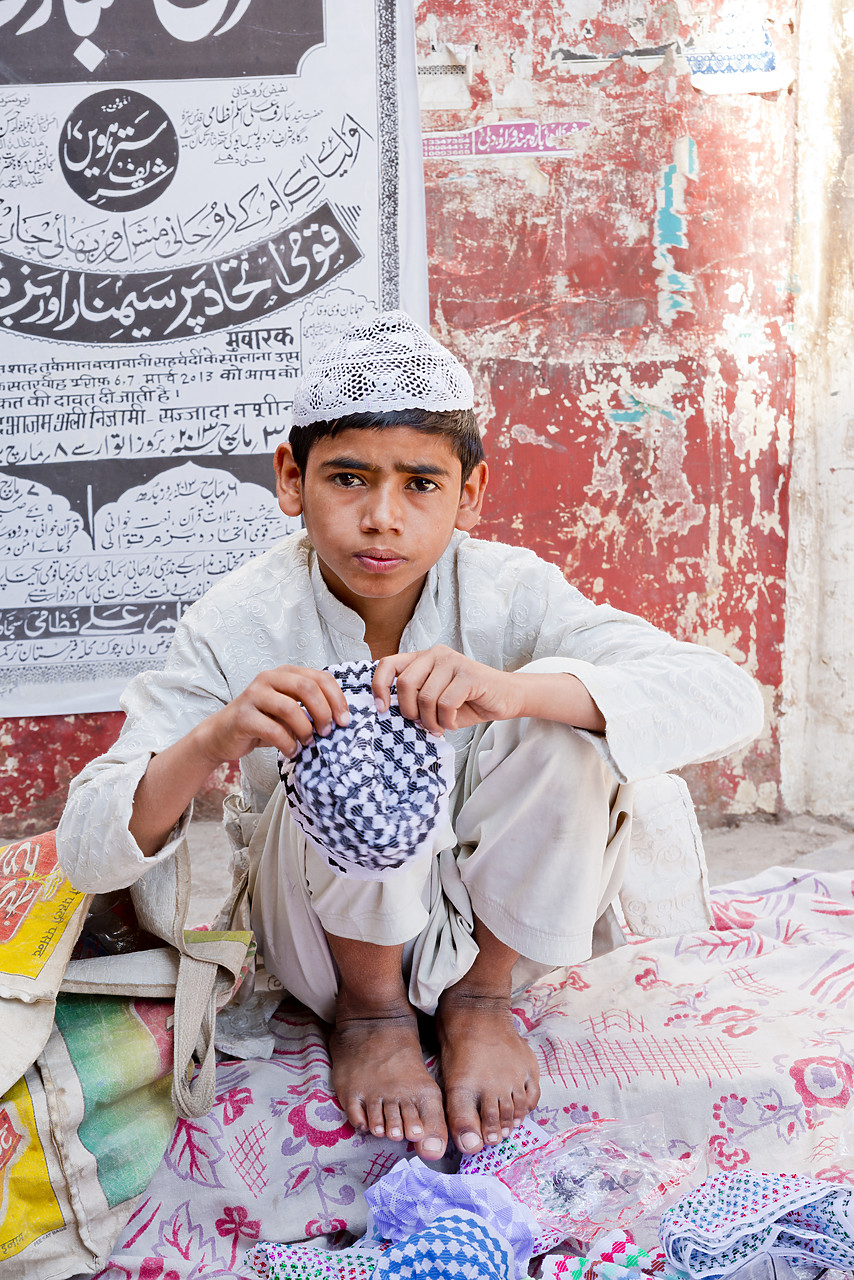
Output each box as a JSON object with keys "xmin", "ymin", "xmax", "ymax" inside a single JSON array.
[
  {"xmin": 330, "ymin": 995, "xmax": 448, "ymax": 1162},
  {"xmin": 436, "ymin": 988, "xmax": 540, "ymax": 1155}
]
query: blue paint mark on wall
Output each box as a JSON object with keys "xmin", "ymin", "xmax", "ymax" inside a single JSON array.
[
  {"xmin": 608, "ymin": 394, "xmax": 677, "ymax": 428},
  {"xmin": 654, "ymin": 136, "xmax": 698, "ymax": 325}
]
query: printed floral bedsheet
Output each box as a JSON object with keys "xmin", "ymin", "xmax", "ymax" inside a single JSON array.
[{"xmin": 94, "ymin": 867, "xmax": 854, "ymax": 1279}]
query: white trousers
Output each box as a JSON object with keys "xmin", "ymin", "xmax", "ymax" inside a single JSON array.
[{"xmin": 248, "ymin": 715, "xmax": 634, "ymax": 1024}]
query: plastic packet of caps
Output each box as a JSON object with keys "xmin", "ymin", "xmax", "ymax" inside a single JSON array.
[{"xmin": 495, "ymin": 1115, "xmax": 701, "ymax": 1249}]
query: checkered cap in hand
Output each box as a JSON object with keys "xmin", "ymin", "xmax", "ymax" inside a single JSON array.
[{"xmin": 278, "ymin": 660, "xmax": 456, "ymax": 880}]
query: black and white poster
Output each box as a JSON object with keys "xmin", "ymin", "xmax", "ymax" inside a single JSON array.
[{"xmin": 0, "ymin": 0, "xmax": 428, "ymax": 714}]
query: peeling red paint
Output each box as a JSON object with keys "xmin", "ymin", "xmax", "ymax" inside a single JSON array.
[
  {"xmin": 0, "ymin": 0, "xmax": 795, "ymax": 831},
  {"xmin": 420, "ymin": 0, "xmax": 794, "ymax": 820}
]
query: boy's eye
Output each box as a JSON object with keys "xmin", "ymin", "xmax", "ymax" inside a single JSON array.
[
  {"xmin": 331, "ymin": 472, "xmax": 364, "ymax": 488},
  {"xmin": 406, "ymin": 476, "xmax": 438, "ymax": 493}
]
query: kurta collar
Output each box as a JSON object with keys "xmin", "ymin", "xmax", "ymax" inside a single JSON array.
[{"xmin": 306, "ymin": 532, "xmax": 465, "ymax": 653}]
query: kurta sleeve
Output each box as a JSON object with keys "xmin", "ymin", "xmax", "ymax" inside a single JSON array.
[
  {"xmin": 500, "ymin": 552, "xmax": 764, "ymax": 783},
  {"xmin": 56, "ymin": 603, "xmax": 235, "ymax": 893}
]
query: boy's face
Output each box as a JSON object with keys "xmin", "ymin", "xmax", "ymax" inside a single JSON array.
[{"xmin": 275, "ymin": 427, "xmax": 488, "ymax": 621}]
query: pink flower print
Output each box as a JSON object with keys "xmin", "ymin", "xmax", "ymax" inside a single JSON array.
[
  {"xmin": 562, "ymin": 1102, "xmax": 601, "ymax": 1125},
  {"xmin": 139, "ymin": 1261, "xmax": 181, "ymax": 1280},
  {"xmin": 216, "ymin": 1084, "xmax": 253, "ymax": 1126},
  {"xmin": 287, "ymin": 1088, "xmax": 355, "ymax": 1148},
  {"xmin": 789, "ymin": 1056, "xmax": 853, "ymax": 1111},
  {"xmin": 708, "ymin": 1134, "xmax": 750, "ymax": 1170},
  {"xmin": 635, "ymin": 967, "xmax": 659, "ymax": 990},
  {"xmin": 815, "ymin": 1165, "xmax": 854, "ymax": 1185},
  {"xmin": 306, "ymin": 1217, "xmax": 347, "ymax": 1237},
  {"xmin": 711, "ymin": 898, "xmax": 760, "ymax": 931},
  {"xmin": 700, "ymin": 1006, "xmax": 759, "ymax": 1038},
  {"xmin": 564, "ymin": 971, "xmax": 590, "ymax": 991},
  {"xmin": 215, "ymin": 1204, "xmax": 260, "ymax": 1269},
  {"xmin": 712, "ymin": 1092, "xmax": 749, "ymax": 1136}
]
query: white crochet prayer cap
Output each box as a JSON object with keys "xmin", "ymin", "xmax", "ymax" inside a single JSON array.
[{"xmin": 291, "ymin": 310, "xmax": 474, "ymax": 426}]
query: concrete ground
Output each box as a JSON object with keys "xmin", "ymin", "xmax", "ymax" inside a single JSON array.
[{"xmin": 176, "ymin": 811, "xmax": 854, "ymax": 926}]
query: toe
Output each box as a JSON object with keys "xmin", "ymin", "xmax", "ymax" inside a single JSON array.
[
  {"xmin": 344, "ymin": 1098, "xmax": 369, "ymax": 1133},
  {"xmin": 479, "ymin": 1095, "xmax": 502, "ymax": 1145},
  {"xmin": 400, "ymin": 1099, "xmax": 423, "ymax": 1142},
  {"xmin": 383, "ymin": 1101, "xmax": 405, "ymax": 1141},
  {"xmin": 365, "ymin": 1097, "xmax": 386, "ymax": 1137},
  {"xmin": 498, "ymin": 1094, "xmax": 515, "ymax": 1138},
  {"xmin": 445, "ymin": 1086, "xmax": 483, "ymax": 1154},
  {"xmin": 418, "ymin": 1134, "xmax": 448, "ymax": 1160},
  {"xmin": 413, "ymin": 1085, "xmax": 447, "ymax": 1159}
]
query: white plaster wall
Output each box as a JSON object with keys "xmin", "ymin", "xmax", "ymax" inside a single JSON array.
[{"xmin": 782, "ymin": 0, "xmax": 854, "ymax": 820}]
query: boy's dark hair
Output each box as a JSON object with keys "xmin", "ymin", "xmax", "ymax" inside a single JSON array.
[{"xmin": 289, "ymin": 407, "xmax": 484, "ymax": 483}]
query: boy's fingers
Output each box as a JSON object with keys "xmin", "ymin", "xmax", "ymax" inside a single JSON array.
[
  {"xmin": 256, "ymin": 687, "xmax": 333, "ymax": 750},
  {"xmin": 372, "ymin": 652, "xmax": 414, "ymax": 710},
  {"xmin": 235, "ymin": 706, "xmax": 300, "ymax": 759},
  {"xmin": 315, "ymin": 671, "xmax": 352, "ymax": 726},
  {"xmin": 257, "ymin": 695, "xmax": 315, "ymax": 749},
  {"xmin": 267, "ymin": 669, "xmax": 350, "ymax": 733},
  {"xmin": 413, "ymin": 668, "xmax": 460, "ymax": 733},
  {"xmin": 394, "ymin": 654, "xmax": 442, "ymax": 722},
  {"xmin": 435, "ymin": 674, "xmax": 481, "ymax": 729},
  {"xmin": 290, "ymin": 674, "xmax": 349, "ymax": 735}
]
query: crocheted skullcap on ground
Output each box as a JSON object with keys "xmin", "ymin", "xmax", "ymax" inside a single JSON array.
[
  {"xmin": 291, "ymin": 310, "xmax": 474, "ymax": 425},
  {"xmin": 278, "ymin": 660, "xmax": 456, "ymax": 880}
]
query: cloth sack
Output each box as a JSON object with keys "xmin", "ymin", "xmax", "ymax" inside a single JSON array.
[{"xmin": 0, "ymin": 828, "xmax": 254, "ymax": 1279}]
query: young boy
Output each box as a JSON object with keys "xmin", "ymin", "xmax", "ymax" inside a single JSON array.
[{"xmin": 57, "ymin": 311, "xmax": 764, "ymax": 1165}]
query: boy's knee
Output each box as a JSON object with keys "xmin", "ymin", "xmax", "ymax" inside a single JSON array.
[{"xmin": 472, "ymin": 712, "xmax": 606, "ymax": 779}]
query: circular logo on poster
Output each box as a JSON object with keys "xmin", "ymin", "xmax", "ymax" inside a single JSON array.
[{"xmin": 59, "ymin": 89, "xmax": 179, "ymax": 212}]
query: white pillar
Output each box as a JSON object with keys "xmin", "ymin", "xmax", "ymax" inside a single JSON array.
[{"xmin": 782, "ymin": 0, "xmax": 854, "ymax": 819}]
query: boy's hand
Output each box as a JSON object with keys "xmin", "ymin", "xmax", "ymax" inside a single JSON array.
[
  {"xmin": 372, "ymin": 647, "xmax": 524, "ymax": 734},
  {"xmin": 196, "ymin": 665, "xmax": 351, "ymax": 765}
]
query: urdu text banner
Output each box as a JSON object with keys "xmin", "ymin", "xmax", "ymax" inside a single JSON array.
[{"xmin": 0, "ymin": 0, "xmax": 428, "ymax": 715}]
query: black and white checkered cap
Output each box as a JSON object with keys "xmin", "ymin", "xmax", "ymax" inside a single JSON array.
[{"xmin": 277, "ymin": 660, "xmax": 456, "ymax": 879}]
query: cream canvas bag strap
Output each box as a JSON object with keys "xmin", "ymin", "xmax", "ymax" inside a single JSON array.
[{"xmin": 127, "ymin": 836, "xmax": 252, "ymax": 1120}]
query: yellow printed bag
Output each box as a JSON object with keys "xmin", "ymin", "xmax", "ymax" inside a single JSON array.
[{"xmin": 0, "ymin": 830, "xmax": 253, "ymax": 1278}]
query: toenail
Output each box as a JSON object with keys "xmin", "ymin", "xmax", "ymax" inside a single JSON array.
[
  {"xmin": 422, "ymin": 1137, "xmax": 444, "ymax": 1155},
  {"xmin": 410, "ymin": 1125, "xmax": 423, "ymax": 1135},
  {"xmin": 487, "ymin": 1132, "xmax": 499, "ymax": 1143},
  {"xmin": 501, "ymin": 1128, "xmax": 510, "ymax": 1138},
  {"xmin": 373, "ymin": 1126, "xmax": 384, "ymax": 1135},
  {"xmin": 389, "ymin": 1126, "xmax": 402, "ymax": 1138},
  {"xmin": 460, "ymin": 1132, "xmax": 481, "ymax": 1152}
]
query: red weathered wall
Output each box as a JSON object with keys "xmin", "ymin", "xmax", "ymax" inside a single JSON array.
[
  {"xmin": 0, "ymin": 0, "xmax": 795, "ymax": 834},
  {"xmin": 419, "ymin": 0, "xmax": 795, "ymax": 820}
]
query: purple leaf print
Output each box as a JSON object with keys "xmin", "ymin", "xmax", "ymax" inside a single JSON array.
[{"xmin": 166, "ymin": 1118, "xmax": 226, "ymax": 1187}]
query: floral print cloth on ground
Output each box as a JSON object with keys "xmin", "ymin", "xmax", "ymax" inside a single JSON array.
[{"xmin": 92, "ymin": 868, "xmax": 854, "ymax": 1280}]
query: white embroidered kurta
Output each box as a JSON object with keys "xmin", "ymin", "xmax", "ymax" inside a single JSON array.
[{"xmin": 57, "ymin": 529, "xmax": 764, "ymax": 910}]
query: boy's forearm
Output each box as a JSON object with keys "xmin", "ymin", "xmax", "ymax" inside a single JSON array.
[
  {"xmin": 512, "ymin": 671, "xmax": 606, "ymax": 733},
  {"xmin": 129, "ymin": 723, "xmax": 226, "ymax": 857}
]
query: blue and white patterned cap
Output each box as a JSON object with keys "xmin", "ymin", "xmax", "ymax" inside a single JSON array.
[{"xmin": 278, "ymin": 660, "xmax": 456, "ymax": 880}]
